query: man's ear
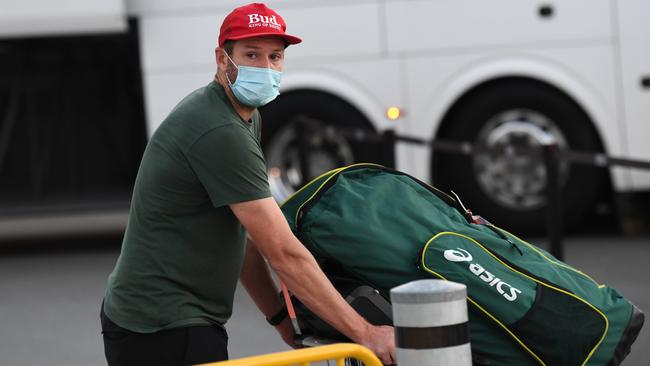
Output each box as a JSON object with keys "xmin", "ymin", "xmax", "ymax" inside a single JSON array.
[{"xmin": 215, "ymin": 47, "xmax": 226, "ymax": 69}]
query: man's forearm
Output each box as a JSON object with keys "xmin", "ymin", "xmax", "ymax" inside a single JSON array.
[
  {"xmin": 268, "ymin": 240, "xmax": 370, "ymax": 343},
  {"xmin": 239, "ymin": 239, "xmax": 284, "ymax": 318}
]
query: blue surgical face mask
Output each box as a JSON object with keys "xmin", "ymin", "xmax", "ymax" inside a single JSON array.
[{"xmin": 224, "ymin": 52, "xmax": 282, "ymax": 108}]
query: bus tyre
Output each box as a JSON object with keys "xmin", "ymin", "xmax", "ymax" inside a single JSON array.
[
  {"xmin": 259, "ymin": 91, "xmax": 376, "ymax": 203},
  {"xmin": 433, "ymin": 79, "xmax": 606, "ymax": 234}
]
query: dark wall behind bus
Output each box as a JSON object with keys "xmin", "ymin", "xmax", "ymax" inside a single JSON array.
[{"xmin": 0, "ymin": 20, "xmax": 147, "ymax": 214}]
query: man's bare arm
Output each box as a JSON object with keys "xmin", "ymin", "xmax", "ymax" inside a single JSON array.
[
  {"xmin": 240, "ymin": 238, "xmax": 283, "ymax": 317},
  {"xmin": 239, "ymin": 238, "xmax": 296, "ymax": 347},
  {"xmin": 230, "ymin": 197, "xmax": 395, "ymax": 364}
]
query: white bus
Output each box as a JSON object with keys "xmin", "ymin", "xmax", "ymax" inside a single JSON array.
[{"xmin": 1, "ymin": 0, "xmax": 648, "ymax": 237}]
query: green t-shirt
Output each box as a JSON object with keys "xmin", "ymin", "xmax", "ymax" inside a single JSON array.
[{"xmin": 103, "ymin": 81, "xmax": 271, "ymax": 333}]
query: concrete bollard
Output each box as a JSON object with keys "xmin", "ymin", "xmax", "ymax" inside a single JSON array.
[{"xmin": 390, "ymin": 279, "xmax": 471, "ymax": 366}]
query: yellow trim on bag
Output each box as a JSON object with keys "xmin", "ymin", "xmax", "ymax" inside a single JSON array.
[
  {"xmin": 420, "ymin": 231, "xmax": 609, "ymax": 366},
  {"xmin": 466, "ymin": 297, "xmax": 547, "ymax": 365},
  {"xmin": 420, "ymin": 232, "xmax": 545, "ymax": 366},
  {"xmin": 280, "ymin": 167, "xmax": 345, "ymax": 208},
  {"xmin": 493, "ymin": 226, "xmax": 602, "ymax": 286},
  {"xmin": 290, "ymin": 163, "xmax": 385, "ymax": 224}
]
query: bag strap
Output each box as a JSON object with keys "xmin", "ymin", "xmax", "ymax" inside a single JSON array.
[{"xmin": 280, "ymin": 280, "xmax": 302, "ymax": 336}]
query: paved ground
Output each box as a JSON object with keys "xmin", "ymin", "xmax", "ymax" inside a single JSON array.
[{"xmin": 0, "ymin": 234, "xmax": 647, "ymax": 365}]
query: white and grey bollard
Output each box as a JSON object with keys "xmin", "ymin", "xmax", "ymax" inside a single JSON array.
[{"xmin": 390, "ymin": 279, "xmax": 471, "ymax": 366}]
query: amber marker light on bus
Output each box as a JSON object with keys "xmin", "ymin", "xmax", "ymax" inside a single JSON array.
[{"xmin": 386, "ymin": 106, "xmax": 402, "ymax": 120}]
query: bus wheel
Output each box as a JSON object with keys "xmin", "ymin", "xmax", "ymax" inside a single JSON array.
[
  {"xmin": 260, "ymin": 92, "xmax": 375, "ymax": 203},
  {"xmin": 433, "ymin": 79, "xmax": 605, "ymax": 234}
]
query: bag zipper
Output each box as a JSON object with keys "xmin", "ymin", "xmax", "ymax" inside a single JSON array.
[
  {"xmin": 295, "ymin": 163, "xmax": 463, "ymax": 231},
  {"xmin": 449, "ymin": 190, "xmax": 524, "ymax": 255},
  {"xmin": 492, "ymin": 226, "xmax": 603, "ymax": 287}
]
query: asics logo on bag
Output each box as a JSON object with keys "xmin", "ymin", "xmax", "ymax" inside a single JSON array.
[
  {"xmin": 443, "ymin": 248, "xmax": 522, "ymax": 302},
  {"xmin": 443, "ymin": 248, "xmax": 473, "ymax": 262}
]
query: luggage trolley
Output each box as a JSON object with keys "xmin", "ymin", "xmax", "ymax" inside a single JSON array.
[{"xmin": 283, "ymin": 272, "xmax": 394, "ymax": 366}]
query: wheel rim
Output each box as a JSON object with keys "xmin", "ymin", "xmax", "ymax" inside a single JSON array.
[
  {"xmin": 266, "ymin": 118, "xmax": 355, "ymax": 202},
  {"xmin": 472, "ymin": 109, "xmax": 569, "ymax": 211}
]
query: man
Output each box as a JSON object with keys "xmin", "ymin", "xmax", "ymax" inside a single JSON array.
[{"xmin": 101, "ymin": 3, "xmax": 395, "ymax": 365}]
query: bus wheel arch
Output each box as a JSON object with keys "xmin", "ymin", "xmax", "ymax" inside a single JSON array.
[
  {"xmin": 259, "ymin": 90, "xmax": 378, "ymax": 203},
  {"xmin": 432, "ymin": 77, "xmax": 614, "ymax": 233}
]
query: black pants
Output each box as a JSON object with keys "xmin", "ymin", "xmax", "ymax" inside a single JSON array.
[{"xmin": 101, "ymin": 306, "xmax": 228, "ymax": 366}]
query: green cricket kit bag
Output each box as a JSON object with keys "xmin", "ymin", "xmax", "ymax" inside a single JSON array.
[{"xmin": 280, "ymin": 163, "xmax": 644, "ymax": 366}]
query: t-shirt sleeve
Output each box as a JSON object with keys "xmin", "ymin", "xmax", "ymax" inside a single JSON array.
[{"xmin": 186, "ymin": 124, "xmax": 271, "ymax": 207}]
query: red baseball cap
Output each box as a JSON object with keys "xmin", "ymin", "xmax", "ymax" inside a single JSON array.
[{"xmin": 218, "ymin": 3, "xmax": 302, "ymax": 47}]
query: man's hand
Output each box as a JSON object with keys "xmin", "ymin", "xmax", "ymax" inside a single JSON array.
[{"xmin": 357, "ymin": 324, "xmax": 396, "ymax": 365}]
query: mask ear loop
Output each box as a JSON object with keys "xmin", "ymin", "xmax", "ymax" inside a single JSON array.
[{"xmin": 223, "ymin": 51, "xmax": 239, "ymax": 85}]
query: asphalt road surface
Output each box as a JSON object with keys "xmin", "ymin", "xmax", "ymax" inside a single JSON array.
[{"xmin": 0, "ymin": 234, "xmax": 648, "ymax": 366}]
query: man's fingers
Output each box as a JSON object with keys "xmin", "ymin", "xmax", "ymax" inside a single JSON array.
[
  {"xmin": 380, "ymin": 352, "xmax": 394, "ymax": 365},
  {"xmin": 363, "ymin": 325, "xmax": 396, "ymax": 365},
  {"xmin": 378, "ymin": 347, "xmax": 395, "ymax": 365}
]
